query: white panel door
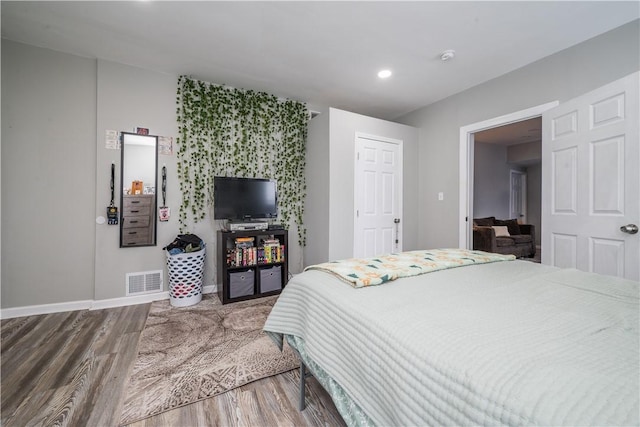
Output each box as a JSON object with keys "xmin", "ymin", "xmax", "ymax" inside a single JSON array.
[
  {"xmin": 354, "ymin": 135, "xmax": 402, "ymax": 258},
  {"xmin": 542, "ymin": 72, "xmax": 639, "ymax": 280}
]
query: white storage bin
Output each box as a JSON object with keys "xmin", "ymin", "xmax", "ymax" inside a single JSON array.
[{"xmin": 167, "ymin": 246, "xmax": 206, "ymax": 307}]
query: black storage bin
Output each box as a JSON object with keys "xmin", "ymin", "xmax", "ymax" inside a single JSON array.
[
  {"xmin": 228, "ymin": 269, "xmax": 255, "ymax": 298},
  {"xmin": 259, "ymin": 265, "xmax": 282, "ymax": 293}
]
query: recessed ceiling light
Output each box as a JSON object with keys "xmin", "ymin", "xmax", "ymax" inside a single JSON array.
[
  {"xmin": 378, "ymin": 69, "xmax": 392, "ymax": 79},
  {"xmin": 440, "ymin": 50, "xmax": 456, "ymax": 62}
]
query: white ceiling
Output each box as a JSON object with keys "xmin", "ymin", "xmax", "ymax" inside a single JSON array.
[{"xmin": 2, "ymin": 1, "xmax": 638, "ymax": 120}]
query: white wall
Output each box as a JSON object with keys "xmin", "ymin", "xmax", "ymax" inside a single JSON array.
[
  {"xmin": 1, "ymin": 40, "xmax": 97, "ymax": 308},
  {"xmin": 398, "ymin": 20, "xmax": 640, "ymax": 249}
]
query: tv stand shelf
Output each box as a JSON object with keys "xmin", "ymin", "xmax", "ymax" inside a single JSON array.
[{"xmin": 217, "ymin": 229, "xmax": 288, "ymax": 304}]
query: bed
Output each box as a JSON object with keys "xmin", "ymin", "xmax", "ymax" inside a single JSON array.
[{"xmin": 263, "ymin": 249, "xmax": 639, "ymax": 427}]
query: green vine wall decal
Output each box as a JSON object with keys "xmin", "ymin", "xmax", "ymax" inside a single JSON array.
[{"xmin": 176, "ymin": 76, "xmax": 308, "ymax": 246}]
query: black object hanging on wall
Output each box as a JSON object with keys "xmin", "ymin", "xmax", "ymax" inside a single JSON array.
[
  {"xmin": 107, "ymin": 163, "xmax": 118, "ymax": 225},
  {"xmin": 159, "ymin": 166, "xmax": 170, "ymax": 222}
]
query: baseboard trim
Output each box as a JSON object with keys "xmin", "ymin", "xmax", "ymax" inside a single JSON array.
[
  {"xmin": 1, "ymin": 300, "xmax": 93, "ymax": 320},
  {"xmin": 91, "ymin": 291, "xmax": 171, "ymax": 310},
  {"xmin": 202, "ymin": 284, "xmax": 216, "ymax": 294},
  {"xmin": 1, "ymin": 284, "xmax": 218, "ymax": 319}
]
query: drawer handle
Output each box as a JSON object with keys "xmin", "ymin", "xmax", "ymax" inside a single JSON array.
[
  {"xmin": 131, "ymin": 210, "xmax": 139, "ymax": 213},
  {"xmin": 131, "ymin": 201, "xmax": 140, "ymax": 204},
  {"xmin": 128, "ymin": 232, "xmax": 137, "ymax": 235},
  {"xmin": 130, "ymin": 220, "xmax": 138, "ymax": 224}
]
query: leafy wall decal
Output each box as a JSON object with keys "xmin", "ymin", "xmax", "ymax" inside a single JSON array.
[{"xmin": 176, "ymin": 76, "xmax": 308, "ymax": 246}]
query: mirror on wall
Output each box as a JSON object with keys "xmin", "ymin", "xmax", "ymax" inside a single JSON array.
[{"xmin": 120, "ymin": 132, "xmax": 158, "ymax": 247}]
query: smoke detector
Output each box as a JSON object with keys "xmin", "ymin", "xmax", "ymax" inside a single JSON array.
[{"xmin": 440, "ymin": 50, "xmax": 456, "ymax": 62}]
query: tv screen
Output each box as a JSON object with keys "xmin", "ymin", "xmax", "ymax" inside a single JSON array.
[{"xmin": 214, "ymin": 177, "xmax": 278, "ymax": 220}]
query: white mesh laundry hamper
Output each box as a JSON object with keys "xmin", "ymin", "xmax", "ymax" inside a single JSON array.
[{"xmin": 166, "ymin": 246, "xmax": 206, "ymax": 307}]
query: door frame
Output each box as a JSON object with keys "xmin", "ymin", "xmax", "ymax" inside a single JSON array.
[
  {"xmin": 354, "ymin": 132, "xmax": 404, "ymax": 257},
  {"xmin": 510, "ymin": 169, "xmax": 527, "ymax": 224},
  {"xmin": 458, "ymin": 101, "xmax": 558, "ymax": 248}
]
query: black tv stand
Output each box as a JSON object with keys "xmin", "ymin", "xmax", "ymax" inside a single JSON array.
[{"xmin": 216, "ymin": 229, "xmax": 288, "ymax": 304}]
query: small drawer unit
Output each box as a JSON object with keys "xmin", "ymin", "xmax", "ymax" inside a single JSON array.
[
  {"xmin": 121, "ymin": 194, "xmax": 155, "ymax": 247},
  {"xmin": 217, "ymin": 229, "xmax": 288, "ymax": 304}
]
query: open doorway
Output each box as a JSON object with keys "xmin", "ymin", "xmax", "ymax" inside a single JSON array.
[
  {"xmin": 472, "ymin": 118, "xmax": 541, "ymax": 260},
  {"xmin": 458, "ymin": 101, "xmax": 559, "ymax": 255}
]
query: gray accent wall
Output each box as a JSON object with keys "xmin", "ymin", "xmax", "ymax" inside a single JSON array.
[
  {"xmin": 94, "ymin": 59, "xmax": 179, "ymax": 301},
  {"xmin": 1, "ymin": 43, "xmax": 183, "ymax": 308},
  {"xmin": 398, "ymin": 20, "xmax": 639, "ymax": 249},
  {"xmin": 1, "ymin": 42, "xmax": 335, "ymax": 309},
  {"xmin": 2, "ymin": 41, "xmax": 97, "ymax": 307}
]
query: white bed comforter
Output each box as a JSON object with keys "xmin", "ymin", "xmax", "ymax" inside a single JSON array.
[{"xmin": 264, "ymin": 260, "xmax": 639, "ymax": 426}]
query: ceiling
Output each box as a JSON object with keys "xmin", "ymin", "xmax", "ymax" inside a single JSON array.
[
  {"xmin": 474, "ymin": 117, "xmax": 542, "ymax": 146},
  {"xmin": 2, "ymin": 1, "xmax": 638, "ymax": 120}
]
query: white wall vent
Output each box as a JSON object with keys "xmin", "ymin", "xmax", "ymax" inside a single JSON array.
[{"xmin": 126, "ymin": 270, "xmax": 163, "ymax": 296}]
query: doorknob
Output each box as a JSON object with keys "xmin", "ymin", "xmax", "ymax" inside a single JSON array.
[{"xmin": 620, "ymin": 224, "xmax": 639, "ymax": 234}]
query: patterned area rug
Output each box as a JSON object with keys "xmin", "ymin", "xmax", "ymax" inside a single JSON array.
[{"xmin": 119, "ymin": 294, "xmax": 298, "ymax": 425}]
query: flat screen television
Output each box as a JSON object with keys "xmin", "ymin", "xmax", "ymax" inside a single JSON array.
[{"xmin": 214, "ymin": 176, "xmax": 278, "ymax": 220}]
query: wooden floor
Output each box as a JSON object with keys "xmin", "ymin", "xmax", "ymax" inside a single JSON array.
[{"xmin": 1, "ymin": 304, "xmax": 346, "ymax": 427}]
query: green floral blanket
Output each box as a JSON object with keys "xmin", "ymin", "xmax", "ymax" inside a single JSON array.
[{"xmin": 304, "ymin": 248, "xmax": 515, "ymax": 288}]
